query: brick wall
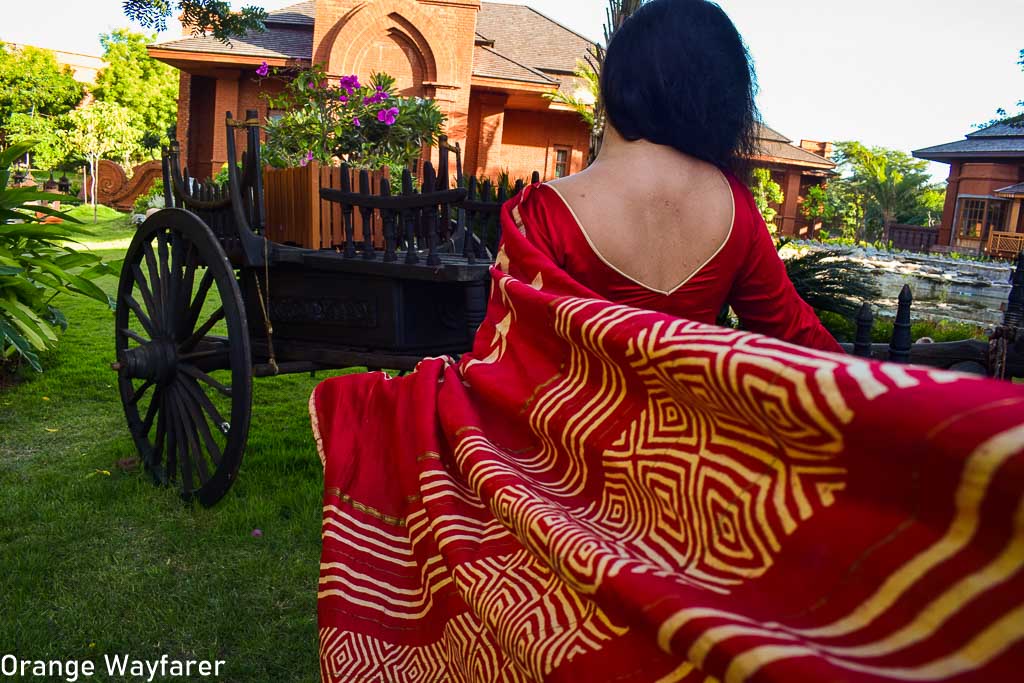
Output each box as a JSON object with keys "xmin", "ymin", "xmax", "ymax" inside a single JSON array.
[{"xmin": 498, "ymin": 109, "xmax": 590, "ymax": 181}]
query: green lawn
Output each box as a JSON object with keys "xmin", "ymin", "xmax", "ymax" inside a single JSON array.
[{"xmin": 0, "ymin": 218, "xmax": 353, "ymax": 681}]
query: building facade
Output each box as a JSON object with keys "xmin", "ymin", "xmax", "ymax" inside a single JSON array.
[
  {"xmin": 150, "ymin": 0, "xmax": 835, "ymax": 219},
  {"xmin": 914, "ymin": 117, "xmax": 1024, "ymax": 254}
]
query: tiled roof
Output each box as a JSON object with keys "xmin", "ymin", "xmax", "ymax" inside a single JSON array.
[
  {"xmin": 153, "ymin": 26, "xmax": 312, "ymax": 60},
  {"xmin": 996, "ymin": 182, "xmax": 1024, "ymax": 197},
  {"xmin": 751, "ymin": 124, "xmax": 835, "ymax": 169},
  {"xmin": 475, "ymin": 3, "xmax": 596, "ymax": 75},
  {"xmin": 753, "ymin": 140, "xmax": 835, "ymax": 170},
  {"xmin": 914, "ymin": 117, "xmax": 1024, "ymax": 161},
  {"xmin": 265, "ymin": 1, "xmax": 315, "ymax": 27},
  {"xmin": 755, "ymin": 124, "xmax": 792, "ymax": 144},
  {"xmin": 473, "ymin": 45, "xmax": 556, "ymax": 85},
  {"xmin": 966, "ymin": 114, "xmax": 1024, "ymax": 138}
]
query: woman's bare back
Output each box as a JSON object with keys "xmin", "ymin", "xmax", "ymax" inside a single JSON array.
[{"xmin": 546, "ymin": 137, "xmax": 735, "ymax": 295}]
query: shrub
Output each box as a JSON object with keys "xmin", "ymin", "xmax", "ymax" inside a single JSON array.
[
  {"xmin": 132, "ymin": 177, "xmax": 165, "ymax": 214},
  {"xmin": 259, "ymin": 64, "xmax": 445, "ymax": 173},
  {"xmin": 1, "ymin": 140, "xmax": 120, "ymax": 372}
]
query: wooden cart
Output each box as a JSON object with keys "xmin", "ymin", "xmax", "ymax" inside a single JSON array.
[{"xmin": 113, "ymin": 111, "xmax": 508, "ymax": 506}]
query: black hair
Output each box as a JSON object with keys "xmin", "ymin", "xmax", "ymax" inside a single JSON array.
[{"xmin": 601, "ymin": 0, "xmax": 760, "ymax": 181}]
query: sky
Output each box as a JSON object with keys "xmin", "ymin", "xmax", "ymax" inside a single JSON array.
[{"xmin": 2, "ymin": 0, "xmax": 1021, "ymax": 181}]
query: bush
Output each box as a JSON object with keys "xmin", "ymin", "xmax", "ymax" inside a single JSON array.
[
  {"xmin": 132, "ymin": 177, "xmax": 165, "ymax": 214},
  {"xmin": 0, "ymin": 141, "xmax": 120, "ymax": 372}
]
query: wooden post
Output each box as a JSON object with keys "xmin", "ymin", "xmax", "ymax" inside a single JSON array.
[
  {"xmin": 889, "ymin": 285, "xmax": 913, "ymax": 364},
  {"xmin": 853, "ymin": 302, "xmax": 873, "ymax": 358}
]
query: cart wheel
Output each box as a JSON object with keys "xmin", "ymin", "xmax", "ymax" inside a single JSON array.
[{"xmin": 114, "ymin": 209, "xmax": 252, "ymax": 506}]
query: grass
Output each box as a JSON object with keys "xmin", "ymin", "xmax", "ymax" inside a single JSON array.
[{"xmin": 0, "ymin": 221, "xmax": 354, "ymax": 681}]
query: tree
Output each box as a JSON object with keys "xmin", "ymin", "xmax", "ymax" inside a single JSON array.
[
  {"xmin": 122, "ymin": 0, "xmax": 267, "ymax": 43},
  {"xmin": 978, "ymin": 49, "xmax": 1023, "ymax": 128},
  {"xmin": 5, "ymin": 113, "xmax": 73, "ymax": 171},
  {"xmin": 831, "ymin": 141, "xmax": 940, "ymax": 242},
  {"xmin": 93, "ymin": 29, "xmax": 179, "ymax": 155},
  {"xmin": 67, "ymin": 102, "xmax": 142, "ymax": 222},
  {"xmin": 0, "ymin": 43, "xmax": 84, "ymax": 144},
  {"xmin": 750, "ymin": 168, "xmax": 784, "ymax": 233}
]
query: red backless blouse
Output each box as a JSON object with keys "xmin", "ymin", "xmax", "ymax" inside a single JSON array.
[{"xmin": 511, "ymin": 174, "xmax": 842, "ymax": 353}]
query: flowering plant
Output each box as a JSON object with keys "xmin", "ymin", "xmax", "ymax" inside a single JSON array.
[{"xmin": 258, "ymin": 63, "xmax": 445, "ymax": 173}]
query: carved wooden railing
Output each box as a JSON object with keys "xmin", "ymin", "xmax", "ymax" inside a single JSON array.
[{"xmin": 987, "ymin": 231, "xmax": 1024, "ymax": 259}]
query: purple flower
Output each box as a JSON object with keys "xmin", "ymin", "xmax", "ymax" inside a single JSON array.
[
  {"xmin": 338, "ymin": 94, "xmax": 348, "ymax": 104},
  {"xmin": 353, "ymin": 117, "xmax": 361, "ymax": 128},
  {"xmin": 300, "ymin": 151, "xmax": 314, "ymax": 167},
  {"xmin": 255, "ymin": 61, "xmax": 269, "ymax": 77},
  {"xmin": 251, "ymin": 528, "xmax": 263, "ymax": 538},
  {"xmin": 377, "ymin": 107, "xmax": 400, "ymax": 126},
  {"xmin": 339, "ymin": 74, "xmax": 361, "ymax": 93},
  {"xmin": 363, "ymin": 91, "xmax": 389, "ymax": 105}
]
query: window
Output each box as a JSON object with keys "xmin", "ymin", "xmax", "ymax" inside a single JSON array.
[
  {"xmin": 553, "ymin": 147, "xmax": 571, "ymax": 178},
  {"xmin": 957, "ymin": 197, "xmax": 1007, "ymax": 239},
  {"xmin": 268, "ymin": 109, "xmax": 286, "ymax": 122}
]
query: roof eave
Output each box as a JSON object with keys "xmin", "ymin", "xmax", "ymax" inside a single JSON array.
[
  {"xmin": 749, "ymin": 153, "xmax": 835, "ymax": 172},
  {"xmin": 913, "ymin": 149, "xmax": 1024, "ymax": 163},
  {"xmin": 470, "ymin": 74, "xmax": 554, "ymax": 94},
  {"xmin": 148, "ymin": 46, "xmax": 307, "ymax": 69}
]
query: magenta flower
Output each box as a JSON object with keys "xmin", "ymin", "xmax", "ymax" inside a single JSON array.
[
  {"xmin": 299, "ymin": 151, "xmax": 314, "ymax": 167},
  {"xmin": 338, "ymin": 94, "xmax": 348, "ymax": 104},
  {"xmin": 353, "ymin": 117, "xmax": 361, "ymax": 128},
  {"xmin": 362, "ymin": 87, "xmax": 390, "ymax": 105},
  {"xmin": 377, "ymin": 107, "xmax": 399, "ymax": 126},
  {"xmin": 251, "ymin": 528, "xmax": 263, "ymax": 538},
  {"xmin": 339, "ymin": 74, "xmax": 361, "ymax": 93},
  {"xmin": 256, "ymin": 61, "xmax": 269, "ymax": 77}
]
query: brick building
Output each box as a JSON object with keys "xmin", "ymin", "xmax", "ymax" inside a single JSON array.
[
  {"xmin": 751, "ymin": 125, "xmax": 836, "ymax": 237},
  {"xmin": 149, "ymin": 0, "xmax": 834, "ymax": 216},
  {"xmin": 149, "ymin": 0, "xmax": 593, "ymax": 182},
  {"xmin": 914, "ymin": 117, "xmax": 1024, "ymax": 254}
]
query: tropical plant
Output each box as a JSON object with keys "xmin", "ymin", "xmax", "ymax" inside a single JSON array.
[
  {"xmin": 94, "ymin": 29, "xmax": 180, "ymax": 155},
  {"xmin": 122, "ymin": 0, "xmax": 267, "ymax": 43},
  {"xmin": 831, "ymin": 141, "xmax": 940, "ymax": 242},
  {"xmin": 781, "ymin": 245, "xmax": 880, "ymax": 320},
  {"xmin": 0, "ymin": 43, "xmax": 85, "ymax": 144},
  {"xmin": 0, "ymin": 140, "xmax": 118, "ymax": 372},
  {"xmin": 260, "ymin": 64, "xmax": 445, "ymax": 173},
  {"xmin": 750, "ymin": 168, "xmax": 784, "ymax": 233},
  {"xmin": 67, "ymin": 101, "xmax": 143, "ymax": 221},
  {"xmin": 543, "ymin": 59, "xmax": 599, "ymax": 128}
]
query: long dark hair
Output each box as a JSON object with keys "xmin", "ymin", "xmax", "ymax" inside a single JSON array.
[{"xmin": 601, "ymin": 0, "xmax": 760, "ymax": 181}]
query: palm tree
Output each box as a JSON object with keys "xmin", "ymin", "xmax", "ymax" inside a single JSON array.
[{"xmin": 544, "ymin": 0, "xmax": 647, "ymax": 164}]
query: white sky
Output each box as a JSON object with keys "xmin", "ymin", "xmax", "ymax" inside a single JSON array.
[{"xmin": 2, "ymin": 0, "xmax": 1021, "ymax": 181}]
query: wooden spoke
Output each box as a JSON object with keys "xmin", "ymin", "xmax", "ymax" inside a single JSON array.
[
  {"xmin": 177, "ymin": 379, "xmax": 223, "ymax": 468},
  {"xmin": 142, "ymin": 239, "xmax": 162, "ymax": 311},
  {"xmin": 169, "ymin": 387, "xmax": 196, "ymax": 492},
  {"xmin": 176, "ymin": 243, "xmax": 198, "ymax": 335},
  {"xmin": 178, "ymin": 347, "xmax": 228, "ymax": 363},
  {"xmin": 179, "ymin": 364, "xmax": 232, "ymax": 397},
  {"xmin": 131, "ymin": 264, "xmax": 158, "ymax": 323},
  {"xmin": 150, "ymin": 408, "xmax": 167, "ymax": 477},
  {"xmin": 128, "ymin": 379, "xmax": 154, "ymax": 407},
  {"xmin": 120, "ymin": 327, "xmax": 149, "ymax": 346},
  {"xmin": 157, "ymin": 232, "xmax": 172, "ymax": 331},
  {"xmin": 121, "ymin": 293, "xmax": 157, "ymax": 338},
  {"xmin": 180, "ymin": 307, "xmax": 225, "ymax": 353},
  {"xmin": 180, "ymin": 375, "xmax": 229, "ymax": 433},
  {"xmin": 138, "ymin": 386, "xmax": 163, "ymax": 437},
  {"xmin": 185, "ymin": 269, "xmax": 215, "ymax": 334},
  {"xmin": 173, "ymin": 386, "xmax": 211, "ymax": 485}
]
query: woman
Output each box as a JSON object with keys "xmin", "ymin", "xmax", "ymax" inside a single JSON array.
[
  {"xmin": 312, "ymin": 2, "xmax": 1024, "ymax": 681},
  {"xmin": 514, "ymin": 0, "xmax": 840, "ymax": 352}
]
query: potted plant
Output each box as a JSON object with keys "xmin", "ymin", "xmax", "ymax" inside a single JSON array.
[{"xmin": 256, "ymin": 63, "xmax": 445, "ymax": 249}]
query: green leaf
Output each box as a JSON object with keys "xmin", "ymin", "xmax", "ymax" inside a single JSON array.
[
  {"xmin": 0, "ymin": 298, "xmax": 56, "ymax": 349},
  {"xmin": 0, "ymin": 266, "xmax": 23, "ymax": 276},
  {"xmin": 0, "ymin": 317, "xmax": 42, "ymax": 372}
]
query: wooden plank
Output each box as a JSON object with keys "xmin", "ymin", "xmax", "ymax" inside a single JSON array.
[{"xmin": 308, "ymin": 161, "xmax": 321, "ymax": 249}]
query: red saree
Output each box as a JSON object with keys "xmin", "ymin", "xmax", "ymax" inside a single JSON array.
[{"xmin": 311, "ymin": 192, "xmax": 1024, "ymax": 682}]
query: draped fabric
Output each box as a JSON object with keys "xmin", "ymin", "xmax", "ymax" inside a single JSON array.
[{"xmin": 311, "ymin": 192, "xmax": 1024, "ymax": 682}]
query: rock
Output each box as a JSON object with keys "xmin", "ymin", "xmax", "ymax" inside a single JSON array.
[
  {"xmin": 145, "ymin": 207, "xmax": 161, "ymax": 218},
  {"xmin": 131, "ymin": 213, "xmax": 146, "ymax": 225}
]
